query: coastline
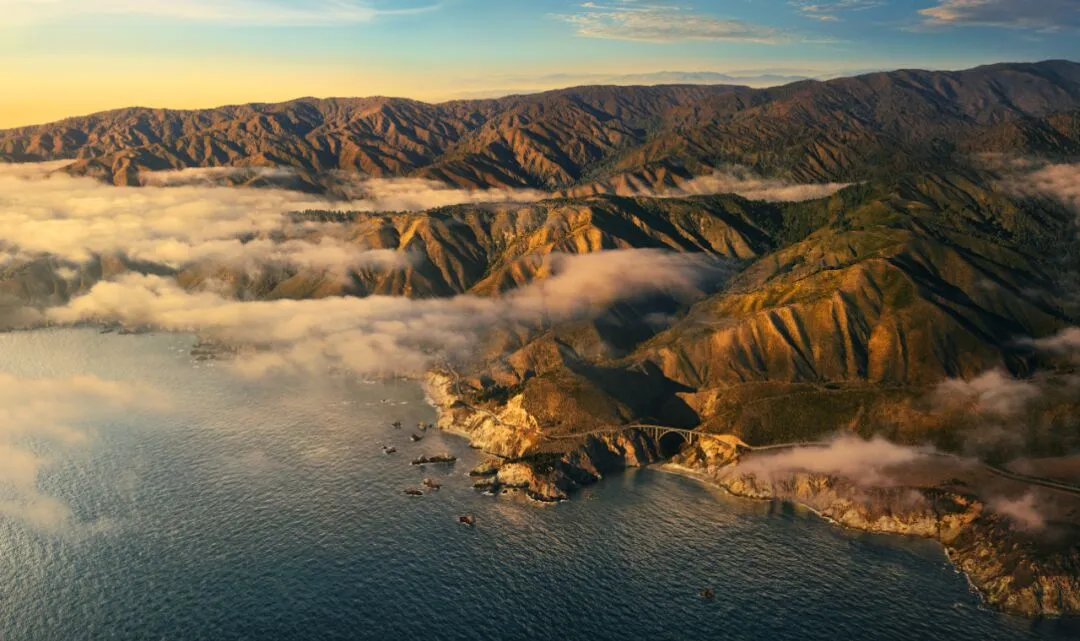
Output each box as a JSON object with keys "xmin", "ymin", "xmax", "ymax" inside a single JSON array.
[
  {"xmin": 422, "ymin": 369, "xmax": 1080, "ymax": 619},
  {"xmin": 657, "ymin": 461, "xmax": 995, "ymax": 602},
  {"xmin": 655, "ymin": 462, "xmax": 991, "ymax": 604},
  {"xmin": 7, "ymin": 328, "xmax": 1076, "ymax": 620}
]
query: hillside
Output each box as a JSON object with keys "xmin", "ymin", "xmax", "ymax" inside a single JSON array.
[
  {"xmin": 5, "ymin": 60, "xmax": 1080, "ymax": 618},
  {"xmin": 5, "ymin": 61, "xmax": 1080, "ymax": 190},
  {"xmin": 419, "ymin": 173, "xmax": 1080, "ymax": 460},
  {"xmin": 4, "ymin": 170, "xmax": 1078, "ymax": 461}
]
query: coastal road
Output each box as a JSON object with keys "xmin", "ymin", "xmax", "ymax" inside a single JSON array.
[
  {"xmin": 545, "ymin": 426, "xmax": 1080, "ymax": 497},
  {"xmin": 437, "ymin": 370, "xmax": 1080, "ymax": 497},
  {"xmin": 970, "ymin": 460, "xmax": 1080, "ymax": 497}
]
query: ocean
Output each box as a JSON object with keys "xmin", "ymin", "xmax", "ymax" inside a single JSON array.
[{"xmin": 0, "ymin": 329, "xmax": 1076, "ymax": 641}]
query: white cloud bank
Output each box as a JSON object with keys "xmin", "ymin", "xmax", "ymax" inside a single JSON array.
[
  {"xmin": 47, "ymin": 249, "xmax": 729, "ymax": 377},
  {"xmin": 988, "ymin": 492, "xmax": 1047, "ymax": 531},
  {"xmin": 934, "ymin": 368, "xmax": 1043, "ymax": 417},
  {"xmin": 665, "ymin": 170, "xmax": 851, "ymax": 202},
  {"xmin": 1025, "ymin": 327, "xmax": 1080, "ymax": 357},
  {"xmin": 0, "ymin": 165, "xmax": 549, "ymax": 272},
  {"xmin": 1001, "ymin": 162, "xmax": 1080, "ymax": 214},
  {"xmin": 734, "ymin": 436, "xmax": 933, "ymax": 486},
  {"xmin": 0, "ymin": 166, "xmax": 370, "ymax": 270}
]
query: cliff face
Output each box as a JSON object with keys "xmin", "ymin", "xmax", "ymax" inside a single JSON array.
[
  {"xmin": 949, "ymin": 513, "xmax": 1080, "ymax": 617},
  {"xmin": 425, "ymin": 371, "xmax": 545, "ymax": 459},
  {"xmin": 427, "ymin": 368, "xmax": 1080, "ymax": 617},
  {"xmin": 720, "ymin": 472, "xmax": 979, "ymax": 538},
  {"xmin": 425, "ymin": 370, "xmax": 676, "ymax": 502},
  {"xmin": 717, "ymin": 470, "xmax": 1080, "ymax": 618}
]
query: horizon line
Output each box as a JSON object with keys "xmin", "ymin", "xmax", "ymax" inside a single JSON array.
[{"xmin": 3, "ymin": 57, "xmax": 1077, "ymax": 131}]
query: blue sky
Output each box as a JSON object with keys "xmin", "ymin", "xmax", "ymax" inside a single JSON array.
[{"xmin": 1, "ymin": 0, "xmax": 1078, "ymax": 126}]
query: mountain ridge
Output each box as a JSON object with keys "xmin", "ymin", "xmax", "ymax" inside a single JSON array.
[
  {"xmin": 5, "ymin": 60, "xmax": 1080, "ymax": 191},
  {"xmin": 4, "ymin": 61, "xmax": 1080, "ymax": 617}
]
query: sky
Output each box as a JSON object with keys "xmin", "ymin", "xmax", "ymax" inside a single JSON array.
[{"xmin": 0, "ymin": 0, "xmax": 1078, "ymax": 128}]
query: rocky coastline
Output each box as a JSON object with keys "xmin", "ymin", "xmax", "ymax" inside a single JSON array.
[
  {"xmin": 423, "ymin": 371, "xmax": 1080, "ymax": 619},
  {"xmin": 718, "ymin": 472, "xmax": 1080, "ymax": 618}
]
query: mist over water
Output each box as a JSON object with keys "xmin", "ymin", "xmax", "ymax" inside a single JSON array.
[{"xmin": 0, "ymin": 330, "xmax": 1076, "ymax": 641}]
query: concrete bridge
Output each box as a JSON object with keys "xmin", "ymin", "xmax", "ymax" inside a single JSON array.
[
  {"xmin": 541, "ymin": 423, "xmax": 839, "ymax": 452},
  {"xmin": 436, "ymin": 369, "xmax": 1080, "ymax": 497},
  {"xmin": 543, "ymin": 424, "xmax": 753, "ymax": 450}
]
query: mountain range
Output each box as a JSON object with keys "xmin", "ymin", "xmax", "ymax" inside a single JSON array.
[
  {"xmin": 4, "ymin": 60, "xmax": 1080, "ymax": 454},
  {"xmin": 5, "ymin": 60, "xmax": 1080, "ymax": 192},
  {"xmin": 3, "ymin": 60, "xmax": 1080, "ymax": 616}
]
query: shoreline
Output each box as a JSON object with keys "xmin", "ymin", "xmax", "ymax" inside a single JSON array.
[
  {"xmin": 653, "ymin": 462, "xmax": 995, "ymax": 613},
  {"xmin": 421, "ymin": 370, "xmax": 1080, "ymax": 619},
  {"xmin": 8, "ymin": 328, "xmax": 1074, "ymax": 619}
]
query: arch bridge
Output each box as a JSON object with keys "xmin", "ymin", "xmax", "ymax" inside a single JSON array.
[{"xmin": 543, "ymin": 424, "xmax": 751, "ymax": 450}]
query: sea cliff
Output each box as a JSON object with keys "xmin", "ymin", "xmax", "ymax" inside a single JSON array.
[
  {"xmin": 718, "ymin": 472, "xmax": 1080, "ymax": 617},
  {"xmin": 425, "ymin": 370, "xmax": 1080, "ymax": 618}
]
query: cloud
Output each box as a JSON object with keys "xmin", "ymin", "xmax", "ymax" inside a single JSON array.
[
  {"xmin": 0, "ymin": 166, "xmax": 361, "ymax": 267},
  {"xmin": 0, "ymin": 163, "xmax": 858, "ymax": 276},
  {"xmin": 790, "ymin": 1, "xmax": 885, "ymax": 22},
  {"xmin": 733, "ymin": 435, "xmax": 933, "ymax": 486},
  {"xmin": 999, "ymin": 161, "xmax": 1080, "ymax": 214},
  {"xmin": 339, "ymin": 177, "xmax": 550, "ymax": 210},
  {"xmin": 47, "ymin": 249, "xmax": 731, "ymax": 377},
  {"xmin": 919, "ymin": 0, "xmax": 1080, "ymax": 30},
  {"xmin": 554, "ymin": 1, "xmax": 785, "ymax": 43},
  {"xmin": 0, "ymin": 372, "xmax": 164, "ymax": 531},
  {"xmin": 1023, "ymin": 327, "xmax": 1080, "ymax": 355},
  {"xmin": 662, "ymin": 170, "xmax": 851, "ymax": 202},
  {"xmin": 1023, "ymin": 325, "xmax": 1080, "ymax": 351},
  {"xmin": 933, "ymin": 369, "xmax": 1043, "ymax": 417},
  {"xmin": 0, "ymin": 159, "xmax": 73, "ymax": 178},
  {"xmin": 0, "ymin": 164, "xmax": 548, "ymax": 273},
  {"xmin": 139, "ymin": 166, "xmax": 308, "ymax": 188},
  {"xmin": 569, "ymin": 167, "xmax": 851, "ymax": 201},
  {"xmin": 144, "ymin": 237, "xmax": 412, "ymax": 277},
  {"xmin": 929, "ymin": 368, "xmax": 1080, "ymax": 458},
  {"xmin": 0, "ymin": 0, "xmax": 435, "ymax": 26},
  {"xmin": 988, "ymin": 492, "xmax": 1046, "ymax": 530}
]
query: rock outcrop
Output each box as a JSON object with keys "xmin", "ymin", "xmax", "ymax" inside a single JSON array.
[{"xmin": 427, "ymin": 370, "xmax": 674, "ymax": 501}]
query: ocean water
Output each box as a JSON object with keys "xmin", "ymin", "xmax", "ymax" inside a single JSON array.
[{"xmin": 0, "ymin": 329, "xmax": 1077, "ymax": 641}]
